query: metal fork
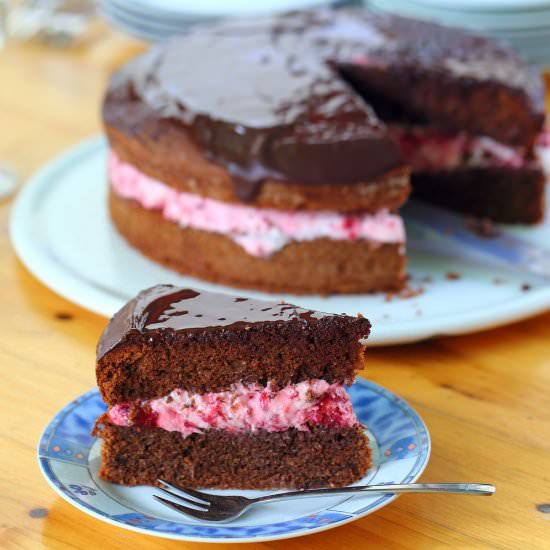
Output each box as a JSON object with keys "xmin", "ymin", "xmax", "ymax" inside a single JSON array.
[{"xmin": 154, "ymin": 480, "xmax": 495, "ymax": 522}]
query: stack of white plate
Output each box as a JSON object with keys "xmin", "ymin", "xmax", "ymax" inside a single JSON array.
[
  {"xmin": 98, "ymin": 0, "xmax": 356, "ymax": 42},
  {"xmin": 367, "ymin": 0, "xmax": 550, "ymax": 66}
]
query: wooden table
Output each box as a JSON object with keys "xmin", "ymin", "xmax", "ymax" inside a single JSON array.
[{"xmin": 1, "ymin": 31, "xmax": 550, "ymax": 550}]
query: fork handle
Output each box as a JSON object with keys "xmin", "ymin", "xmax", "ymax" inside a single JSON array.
[{"xmin": 253, "ymin": 483, "xmax": 495, "ymax": 504}]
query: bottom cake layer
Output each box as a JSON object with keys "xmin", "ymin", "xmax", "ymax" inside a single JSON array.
[
  {"xmin": 110, "ymin": 190, "xmax": 406, "ymax": 294},
  {"xmin": 411, "ymin": 166, "xmax": 545, "ymax": 223},
  {"xmin": 96, "ymin": 423, "xmax": 372, "ymax": 489}
]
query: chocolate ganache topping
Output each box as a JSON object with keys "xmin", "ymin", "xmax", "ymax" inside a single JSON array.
[
  {"xmin": 103, "ymin": 8, "xmax": 544, "ymax": 200},
  {"xmin": 97, "ymin": 284, "xmax": 344, "ymax": 360}
]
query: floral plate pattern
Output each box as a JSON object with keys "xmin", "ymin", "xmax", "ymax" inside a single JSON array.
[{"xmin": 38, "ymin": 378, "xmax": 430, "ymax": 543}]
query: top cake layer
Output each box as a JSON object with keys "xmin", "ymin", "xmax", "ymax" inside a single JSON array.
[
  {"xmin": 98, "ymin": 284, "xmax": 335, "ymax": 359},
  {"xmin": 103, "ymin": 8, "xmax": 544, "ymax": 203},
  {"xmin": 97, "ymin": 285, "xmax": 371, "ymax": 405}
]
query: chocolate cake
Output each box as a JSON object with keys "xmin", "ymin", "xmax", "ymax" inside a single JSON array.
[
  {"xmin": 103, "ymin": 8, "xmax": 547, "ymax": 294},
  {"xmin": 93, "ymin": 284, "xmax": 373, "ymax": 489}
]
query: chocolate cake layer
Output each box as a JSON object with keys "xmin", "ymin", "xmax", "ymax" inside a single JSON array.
[
  {"xmin": 109, "ymin": 190, "xmax": 406, "ymax": 297},
  {"xmin": 106, "ymin": 125, "xmax": 410, "ymax": 213},
  {"xmin": 97, "ymin": 283, "xmax": 371, "ymax": 405},
  {"xmin": 95, "ymin": 423, "xmax": 372, "ymax": 489},
  {"xmin": 103, "ymin": 8, "xmax": 544, "ymax": 201},
  {"xmin": 411, "ymin": 166, "xmax": 545, "ymax": 223}
]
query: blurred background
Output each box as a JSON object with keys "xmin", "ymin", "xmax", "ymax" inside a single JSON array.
[{"xmin": 1, "ymin": 1, "xmax": 550, "ymax": 65}]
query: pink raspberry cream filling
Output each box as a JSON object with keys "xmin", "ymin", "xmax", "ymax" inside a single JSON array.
[
  {"xmin": 388, "ymin": 126, "xmax": 544, "ymax": 172},
  {"xmin": 109, "ymin": 152, "xmax": 405, "ymax": 257},
  {"xmin": 108, "ymin": 380, "xmax": 358, "ymax": 437}
]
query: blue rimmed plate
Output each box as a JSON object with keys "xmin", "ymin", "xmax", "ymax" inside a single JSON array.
[{"xmin": 38, "ymin": 378, "xmax": 430, "ymax": 543}]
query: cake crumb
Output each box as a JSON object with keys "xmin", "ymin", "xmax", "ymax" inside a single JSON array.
[
  {"xmin": 400, "ymin": 286, "xmax": 425, "ymax": 298},
  {"xmin": 493, "ymin": 277, "xmax": 503, "ymax": 285},
  {"xmin": 521, "ymin": 283, "xmax": 532, "ymax": 292},
  {"xmin": 445, "ymin": 272, "xmax": 461, "ymax": 281},
  {"xmin": 465, "ymin": 217, "xmax": 501, "ymax": 238},
  {"xmin": 385, "ymin": 285, "xmax": 424, "ymax": 301}
]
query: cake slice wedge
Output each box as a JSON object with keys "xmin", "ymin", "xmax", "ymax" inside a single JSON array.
[{"xmin": 93, "ymin": 284, "xmax": 372, "ymax": 489}]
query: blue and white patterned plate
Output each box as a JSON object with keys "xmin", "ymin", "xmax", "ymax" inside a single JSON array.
[{"xmin": 38, "ymin": 378, "xmax": 430, "ymax": 543}]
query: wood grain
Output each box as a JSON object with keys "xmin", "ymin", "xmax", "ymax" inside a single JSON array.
[{"xmin": 1, "ymin": 30, "xmax": 550, "ymax": 550}]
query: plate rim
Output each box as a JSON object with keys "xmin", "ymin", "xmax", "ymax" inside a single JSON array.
[
  {"xmin": 382, "ymin": 0, "xmax": 550, "ymax": 14},
  {"xmin": 37, "ymin": 378, "xmax": 431, "ymax": 543},
  {"xmin": 105, "ymin": 0, "xmax": 331, "ymax": 18},
  {"xmin": 10, "ymin": 135, "xmax": 550, "ymax": 346}
]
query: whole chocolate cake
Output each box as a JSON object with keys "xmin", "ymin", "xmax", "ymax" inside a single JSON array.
[
  {"xmin": 94, "ymin": 284, "xmax": 373, "ymax": 489},
  {"xmin": 103, "ymin": 8, "xmax": 547, "ymax": 294}
]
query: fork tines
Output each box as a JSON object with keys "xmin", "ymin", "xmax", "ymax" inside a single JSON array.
[{"xmin": 153, "ymin": 479, "xmax": 226, "ymax": 521}]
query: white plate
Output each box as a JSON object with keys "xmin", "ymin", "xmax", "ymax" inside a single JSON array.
[
  {"xmin": 38, "ymin": 379, "xmax": 431, "ymax": 543},
  {"xmin": 10, "ymin": 136, "xmax": 550, "ymax": 345},
  {"xmin": 403, "ymin": 0, "xmax": 550, "ymax": 12},
  {"xmin": 99, "ymin": 0, "xmax": 348, "ymax": 42},
  {"xmin": 367, "ymin": 1, "xmax": 550, "ymax": 32},
  {"xmin": 99, "ymin": 3, "xmax": 196, "ymax": 42},
  {"xmin": 110, "ymin": 0, "xmax": 335, "ymax": 18}
]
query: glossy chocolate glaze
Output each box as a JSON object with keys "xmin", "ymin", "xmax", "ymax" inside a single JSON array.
[
  {"xmin": 97, "ymin": 284, "xmax": 336, "ymax": 360},
  {"xmin": 103, "ymin": 8, "xmax": 544, "ymax": 200}
]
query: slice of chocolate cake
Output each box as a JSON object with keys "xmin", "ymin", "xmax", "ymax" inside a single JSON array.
[{"xmin": 93, "ymin": 285, "xmax": 373, "ymax": 489}]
